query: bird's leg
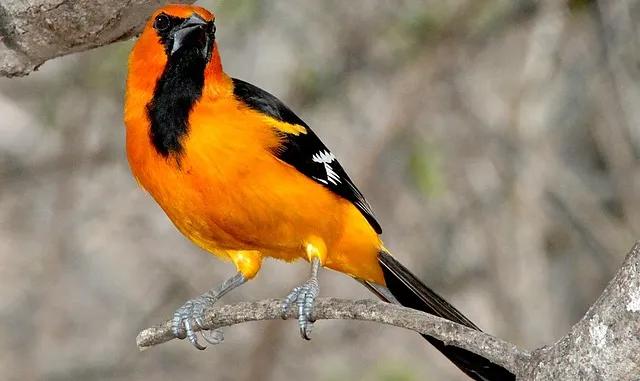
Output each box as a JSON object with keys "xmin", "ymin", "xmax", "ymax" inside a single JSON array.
[
  {"xmin": 281, "ymin": 238, "xmax": 326, "ymax": 340},
  {"xmin": 281, "ymin": 257, "xmax": 320, "ymax": 340},
  {"xmin": 172, "ymin": 272, "xmax": 246, "ymax": 350},
  {"xmin": 172, "ymin": 250, "xmax": 261, "ymax": 349}
]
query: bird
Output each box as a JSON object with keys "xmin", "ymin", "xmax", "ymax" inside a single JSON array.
[{"xmin": 124, "ymin": 5, "xmax": 513, "ymax": 380}]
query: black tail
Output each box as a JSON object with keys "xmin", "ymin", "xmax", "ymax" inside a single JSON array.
[{"xmin": 374, "ymin": 250, "xmax": 514, "ymax": 381}]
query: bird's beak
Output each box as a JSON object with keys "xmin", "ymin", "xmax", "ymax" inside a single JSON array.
[{"xmin": 170, "ymin": 14, "xmax": 210, "ymax": 57}]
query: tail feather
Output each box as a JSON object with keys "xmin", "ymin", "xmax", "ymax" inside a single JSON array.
[{"xmin": 372, "ymin": 250, "xmax": 515, "ymax": 381}]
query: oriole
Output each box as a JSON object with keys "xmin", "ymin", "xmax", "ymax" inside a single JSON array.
[{"xmin": 124, "ymin": 5, "xmax": 513, "ymax": 380}]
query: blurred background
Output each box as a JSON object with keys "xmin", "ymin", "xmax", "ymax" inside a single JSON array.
[{"xmin": 1, "ymin": 0, "xmax": 639, "ymax": 380}]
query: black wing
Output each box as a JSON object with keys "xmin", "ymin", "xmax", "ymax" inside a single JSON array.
[{"xmin": 232, "ymin": 78, "xmax": 382, "ymax": 234}]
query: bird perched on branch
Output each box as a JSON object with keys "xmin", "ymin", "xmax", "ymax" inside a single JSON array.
[{"xmin": 124, "ymin": 5, "xmax": 513, "ymax": 380}]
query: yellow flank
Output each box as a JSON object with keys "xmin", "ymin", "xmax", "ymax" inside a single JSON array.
[
  {"xmin": 227, "ymin": 250, "xmax": 262, "ymax": 279},
  {"xmin": 262, "ymin": 115, "xmax": 307, "ymax": 136},
  {"xmin": 304, "ymin": 236, "xmax": 328, "ymax": 264}
]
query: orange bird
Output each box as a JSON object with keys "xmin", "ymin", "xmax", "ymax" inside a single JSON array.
[{"xmin": 124, "ymin": 5, "xmax": 512, "ymax": 380}]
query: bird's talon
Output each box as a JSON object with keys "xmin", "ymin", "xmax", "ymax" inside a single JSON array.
[
  {"xmin": 281, "ymin": 286, "xmax": 302, "ymax": 319},
  {"xmin": 168, "ymin": 273, "xmax": 246, "ymax": 349},
  {"xmin": 301, "ymin": 326, "xmax": 311, "ymax": 340},
  {"xmin": 172, "ymin": 314, "xmax": 187, "ymax": 339},
  {"xmin": 191, "ymin": 338, "xmax": 206, "ymax": 350},
  {"xmin": 194, "ymin": 308, "xmax": 208, "ymax": 329},
  {"xmin": 282, "ymin": 276, "xmax": 319, "ymax": 340},
  {"xmin": 184, "ymin": 319, "xmax": 206, "ymax": 350},
  {"xmin": 171, "ymin": 296, "xmax": 217, "ymax": 349}
]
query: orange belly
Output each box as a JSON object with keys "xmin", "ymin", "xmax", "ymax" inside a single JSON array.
[{"xmin": 125, "ymin": 95, "xmax": 385, "ymax": 284}]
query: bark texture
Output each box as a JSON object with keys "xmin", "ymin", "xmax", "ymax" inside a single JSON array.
[
  {"xmin": 524, "ymin": 243, "xmax": 640, "ymax": 380},
  {"xmin": 0, "ymin": 0, "xmax": 194, "ymax": 77}
]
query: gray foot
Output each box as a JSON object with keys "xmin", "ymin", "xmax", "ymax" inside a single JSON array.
[
  {"xmin": 281, "ymin": 258, "xmax": 320, "ymax": 340},
  {"xmin": 172, "ymin": 272, "xmax": 246, "ymax": 349},
  {"xmin": 172, "ymin": 295, "xmax": 225, "ymax": 350}
]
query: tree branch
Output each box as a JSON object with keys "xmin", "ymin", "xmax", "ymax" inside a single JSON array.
[
  {"xmin": 137, "ymin": 242, "xmax": 640, "ymax": 380},
  {"xmin": 0, "ymin": 0, "xmax": 195, "ymax": 77},
  {"xmin": 136, "ymin": 298, "xmax": 529, "ymax": 373}
]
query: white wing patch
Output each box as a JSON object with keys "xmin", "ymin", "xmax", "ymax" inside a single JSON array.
[{"xmin": 312, "ymin": 150, "xmax": 342, "ymax": 185}]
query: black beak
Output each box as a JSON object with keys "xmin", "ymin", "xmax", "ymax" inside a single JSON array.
[{"xmin": 170, "ymin": 14, "xmax": 210, "ymax": 57}]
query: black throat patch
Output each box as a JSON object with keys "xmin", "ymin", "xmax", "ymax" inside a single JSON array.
[{"xmin": 146, "ymin": 48, "xmax": 206, "ymax": 157}]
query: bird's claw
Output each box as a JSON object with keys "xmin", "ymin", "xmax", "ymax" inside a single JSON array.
[
  {"xmin": 281, "ymin": 277, "xmax": 319, "ymax": 340},
  {"xmin": 170, "ymin": 272, "xmax": 246, "ymax": 349},
  {"xmin": 171, "ymin": 296, "xmax": 223, "ymax": 350}
]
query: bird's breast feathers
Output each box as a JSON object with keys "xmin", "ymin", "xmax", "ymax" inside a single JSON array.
[{"xmin": 127, "ymin": 95, "xmax": 339, "ymax": 253}]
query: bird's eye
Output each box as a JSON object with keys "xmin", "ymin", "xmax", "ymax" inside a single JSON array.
[{"xmin": 153, "ymin": 14, "xmax": 171, "ymax": 32}]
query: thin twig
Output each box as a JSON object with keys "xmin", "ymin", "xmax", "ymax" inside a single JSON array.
[{"xmin": 136, "ymin": 298, "xmax": 529, "ymax": 373}]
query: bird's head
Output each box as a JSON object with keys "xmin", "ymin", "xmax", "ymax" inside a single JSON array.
[
  {"xmin": 127, "ymin": 5, "xmax": 223, "ymax": 94},
  {"xmin": 150, "ymin": 5, "xmax": 215, "ymax": 60}
]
